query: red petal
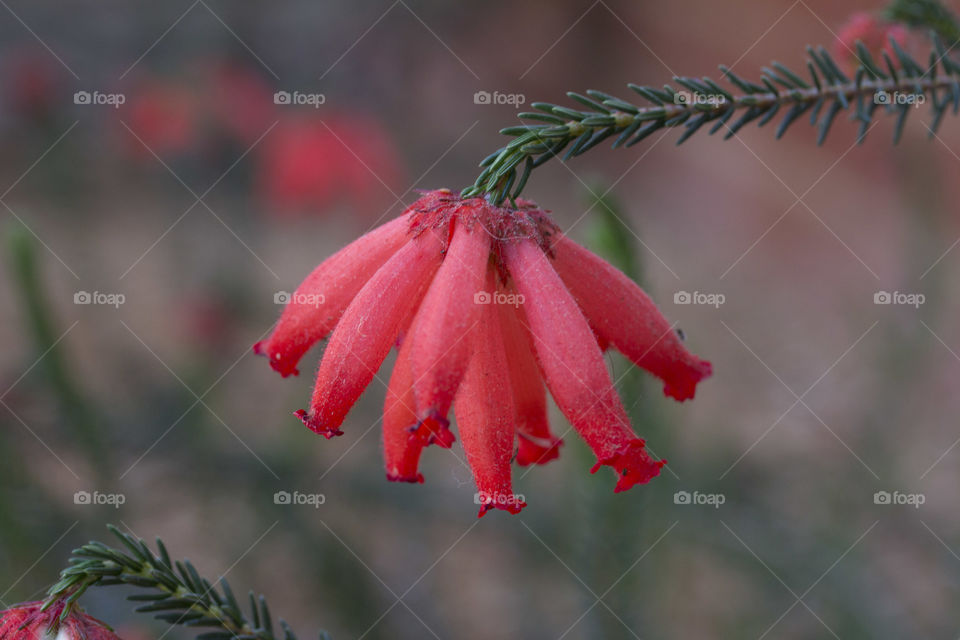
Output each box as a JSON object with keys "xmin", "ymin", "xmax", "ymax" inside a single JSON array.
[
  {"xmin": 0, "ymin": 605, "xmax": 32, "ymax": 639},
  {"xmin": 299, "ymin": 229, "xmax": 444, "ymax": 437},
  {"xmin": 383, "ymin": 334, "xmax": 425, "ymax": 483},
  {"xmin": 1, "ymin": 602, "xmax": 122, "ymax": 640},
  {"xmin": 590, "ymin": 439, "xmax": 665, "ymax": 493},
  {"xmin": 409, "ymin": 221, "xmax": 490, "ymax": 444},
  {"xmin": 254, "ymin": 214, "xmax": 410, "ymax": 377},
  {"xmin": 504, "ymin": 239, "xmax": 663, "ymax": 491},
  {"xmin": 455, "ymin": 267, "xmax": 526, "ymax": 517},
  {"xmin": 551, "ymin": 235, "xmax": 712, "ymax": 401},
  {"xmin": 496, "ymin": 284, "xmax": 561, "ymax": 466}
]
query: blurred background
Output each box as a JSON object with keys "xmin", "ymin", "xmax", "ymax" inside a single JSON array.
[{"xmin": 1, "ymin": 0, "xmax": 959, "ymax": 638}]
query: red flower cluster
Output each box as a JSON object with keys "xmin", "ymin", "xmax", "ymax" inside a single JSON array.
[
  {"xmin": 120, "ymin": 61, "xmax": 404, "ymax": 219},
  {"xmin": 0, "ymin": 601, "xmax": 121, "ymax": 640},
  {"xmin": 124, "ymin": 80, "xmax": 198, "ymax": 158},
  {"xmin": 256, "ymin": 190, "xmax": 711, "ymax": 515},
  {"xmin": 833, "ymin": 11, "xmax": 910, "ymax": 72},
  {"xmin": 256, "ymin": 114, "xmax": 404, "ymax": 218}
]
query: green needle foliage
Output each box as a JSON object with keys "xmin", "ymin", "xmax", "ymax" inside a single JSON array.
[
  {"xmin": 886, "ymin": 0, "xmax": 960, "ymax": 42},
  {"xmin": 44, "ymin": 525, "xmax": 330, "ymax": 640},
  {"xmin": 464, "ymin": 33, "xmax": 960, "ymax": 205},
  {"xmin": 6, "ymin": 224, "xmax": 108, "ymax": 478}
]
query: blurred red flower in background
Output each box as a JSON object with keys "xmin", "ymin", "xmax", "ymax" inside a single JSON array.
[
  {"xmin": 256, "ymin": 113, "xmax": 404, "ymax": 218},
  {"xmin": 256, "ymin": 190, "xmax": 711, "ymax": 516},
  {"xmin": 0, "ymin": 601, "xmax": 122, "ymax": 640},
  {"xmin": 204, "ymin": 61, "xmax": 275, "ymax": 146},
  {"xmin": 833, "ymin": 11, "xmax": 910, "ymax": 71},
  {"xmin": 117, "ymin": 61, "xmax": 404, "ymax": 220},
  {"xmin": 3, "ymin": 50, "xmax": 63, "ymax": 125},
  {"xmin": 123, "ymin": 79, "xmax": 199, "ymax": 159}
]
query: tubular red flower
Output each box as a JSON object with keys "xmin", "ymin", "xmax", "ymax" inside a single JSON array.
[
  {"xmin": 297, "ymin": 228, "xmax": 444, "ymax": 437},
  {"xmin": 253, "ymin": 214, "xmax": 410, "ymax": 376},
  {"xmin": 259, "ymin": 189, "xmax": 710, "ymax": 512},
  {"xmin": 503, "ymin": 239, "xmax": 665, "ymax": 492},
  {"xmin": 383, "ymin": 333, "xmax": 425, "ymax": 483},
  {"xmin": 1, "ymin": 601, "xmax": 122, "ymax": 640},
  {"xmin": 550, "ymin": 234, "xmax": 712, "ymax": 401},
  {"xmin": 496, "ymin": 286, "xmax": 561, "ymax": 466},
  {"xmin": 408, "ymin": 219, "xmax": 491, "ymax": 446},
  {"xmin": 455, "ymin": 267, "xmax": 525, "ymax": 517}
]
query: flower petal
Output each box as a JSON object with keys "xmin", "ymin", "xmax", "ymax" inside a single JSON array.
[
  {"xmin": 298, "ymin": 229, "xmax": 444, "ymax": 437},
  {"xmin": 383, "ymin": 334, "xmax": 425, "ymax": 483},
  {"xmin": 496, "ymin": 285, "xmax": 561, "ymax": 466},
  {"xmin": 454, "ymin": 266, "xmax": 525, "ymax": 517},
  {"xmin": 551, "ymin": 234, "xmax": 712, "ymax": 401},
  {"xmin": 0, "ymin": 604, "xmax": 31, "ymax": 640},
  {"xmin": 503, "ymin": 239, "xmax": 664, "ymax": 492},
  {"xmin": 254, "ymin": 214, "xmax": 410, "ymax": 377},
  {"xmin": 408, "ymin": 221, "xmax": 490, "ymax": 446}
]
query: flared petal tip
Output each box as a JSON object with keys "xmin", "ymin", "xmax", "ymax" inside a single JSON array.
[
  {"xmin": 517, "ymin": 435, "xmax": 564, "ymax": 466},
  {"xmin": 590, "ymin": 439, "xmax": 666, "ymax": 493},
  {"xmin": 387, "ymin": 471, "xmax": 425, "ymax": 484},
  {"xmin": 294, "ymin": 409, "xmax": 343, "ymax": 439},
  {"xmin": 408, "ymin": 411, "xmax": 456, "ymax": 448},
  {"xmin": 253, "ymin": 341, "xmax": 300, "ymax": 377},
  {"xmin": 476, "ymin": 493, "xmax": 527, "ymax": 518},
  {"xmin": 662, "ymin": 358, "xmax": 713, "ymax": 402}
]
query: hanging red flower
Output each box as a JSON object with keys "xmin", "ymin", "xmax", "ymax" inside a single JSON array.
[
  {"xmin": 0, "ymin": 600, "xmax": 122, "ymax": 640},
  {"xmin": 255, "ymin": 189, "xmax": 711, "ymax": 516}
]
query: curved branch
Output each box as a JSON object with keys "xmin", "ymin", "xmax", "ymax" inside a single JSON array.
[{"xmin": 464, "ymin": 35, "xmax": 960, "ymax": 205}]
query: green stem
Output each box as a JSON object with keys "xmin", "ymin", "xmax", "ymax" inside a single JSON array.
[
  {"xmin": 44, "ymin": 525, "xmax": 316, "ymax": 640},
  {"xmin": 465, "ymin": 35, "xmax": 960, "ymax": 204},
  {"xmin": 5, "ymin": 224, "xmax": 110, "ymax": 480}
]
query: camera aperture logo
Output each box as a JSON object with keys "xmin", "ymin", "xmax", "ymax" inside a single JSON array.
[
  {"xmin": 74, "ymin": 90, "xmax": 126, "ymax": 108},
  {"xmin": 74, "ymin": 490, "xmax": 126, "ymax": 509},
  {"xmin": 274, "ymin": 291, "xmax": 325, "ymax": 307},
  {"xmin": 874, "ymin": 290, "xmax": 924, "ymax": 308},
  {"xmin": 74, "ymin": 291, "xmax": 126, "ymax": 308},
  {"xmin": 473, "ymin": 90, "xmax": 526, "ymax": 107},
  {"xmin": 273, "ymin": 490, "xmax": 325, "ymax": 508},
  {"xmin": 273, "ymin": 90, "xmax": 326, "ymax": 108},
  {"xmin": 873, "ymin": 490, "xmax": 924, "ymax": 508},
  {"xmin": 474, "ymin": 290, "xmax": 524, "ymax": 307},
  {"xmin": 674, "ymin": 290, "xmax": 725, "ymax": 308},
  {"xmin": 674, "ymin": 490, "xmax": 725, "ymax": 508}
]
